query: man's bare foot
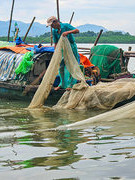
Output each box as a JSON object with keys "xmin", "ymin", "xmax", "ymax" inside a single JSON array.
[
  {"xmin": 66, "ymin": 87, "xmax": 72, "ymax": 91},
  {"xmin": 54, "ymin": 86, "xmax": 61, "ymax": 91}
]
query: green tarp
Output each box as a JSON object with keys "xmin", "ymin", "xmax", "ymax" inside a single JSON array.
[
  {"xmin": 90, "ymin": 45, "xmax": 123, "ymax": 78},
  {"xmin": 15, "ymin": 51, "xmax": 34, "ymax": 75}
]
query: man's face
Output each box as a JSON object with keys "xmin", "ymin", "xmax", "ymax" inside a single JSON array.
[{"xmin": 51, "ymin": 20, "xmax": 60, "ymax": 29}]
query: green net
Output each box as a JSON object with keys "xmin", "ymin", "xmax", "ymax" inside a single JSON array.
[
  {"xmin": 90, "ymin": 45, "xmax": 122, "ymax": 78},
  {"xmin": 15, "ymin": 51, "xmax": 34, "ymax": 75}
]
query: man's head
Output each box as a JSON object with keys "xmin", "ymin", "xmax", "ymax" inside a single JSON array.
[{"xmin": 46, "ymin": 16, "xmax": 60, "ymax": 29}]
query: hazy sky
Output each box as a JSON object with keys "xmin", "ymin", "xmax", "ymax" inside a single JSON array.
[{"xmin": 0, "ymin": 0, "xmax": 135, "ymax": 35}]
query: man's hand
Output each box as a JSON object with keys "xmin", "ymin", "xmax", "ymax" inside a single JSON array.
[{"xmin": 62, "ymin": 32, "xmax": 69, "ymax": 37}]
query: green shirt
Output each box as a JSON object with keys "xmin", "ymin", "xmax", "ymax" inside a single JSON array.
[{"xmin": 53, "ymin": 22, "xmax": 76, "ymax": 44}]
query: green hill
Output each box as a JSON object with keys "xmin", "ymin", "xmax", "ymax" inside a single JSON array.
[{"xmin": 0, "ymin": 31, "xmax": 135, "ymax": 44}]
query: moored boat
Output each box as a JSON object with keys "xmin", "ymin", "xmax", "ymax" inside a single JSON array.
[
  {"xmin": 0, "ymin": 41, "xmax": 135, "ymax": 109},
  {"xmin": 0, "ymin": 41, "xmax": 99, "ymax": 105},
  {"xmin": 0, "ymin": 43, "xmax": 60, "ymax": 104}
]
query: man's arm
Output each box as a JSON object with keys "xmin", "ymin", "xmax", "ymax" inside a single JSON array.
[{"xmin": 62, "ymin": 29, "xmax": 79, "ymax": 37}]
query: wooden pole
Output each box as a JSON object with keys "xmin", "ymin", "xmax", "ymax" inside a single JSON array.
[
  {"xmin": 13, "ymin": 28, "xmax": 19, "ymax": 41},
  {"xmin": 56, "ymin": 0, "xmax": 60, "ymax": 21},
  {"xmin": 69, "ymin": 12, "xmax": 75, "ymax": 24},
  {"xmin": 23, "ymin": 17, "xmax": 36, "ymax": 42},
  {"xmin": 125, "ymin": 46, "xmax": 132, "ymax": 71},
  {"xmin": 54, "ymin": 0, "xmax": 60, "ymax": 46},
  {"xmin": 94, "ymin": 29, "xmax": 103, "ymax": 46},
  {"xmin": 120, "ymin": 48, "xmax": 125, "ymax": 72},
  {"xmin": 23, "ymin": 70, "xmax": 46, "ymax": 95},
  {"xmin": 8, "ymin": 0, "xmax": 15, "ymax": 41},
  {"xmin": 51, "ymin": 27, "xmax": 53, "ymax": 46},
  {"xmin": 89, "ymin": 29, "xmax": 103, "ymax": 59}
]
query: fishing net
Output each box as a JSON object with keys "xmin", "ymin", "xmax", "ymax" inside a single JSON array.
[
  {"xmin": 56, "ymin": 100, "xmax": 135, "ymax": 130},
  {"xmin": 28, "ymin": 36, "xmax": 88, "ymax": 108},
  {"xmin": 90, "ymin": 45, "xmax": 123, "ymax": 78},
  {"xmin": 54, "ymin": 78, "xmax": 135, "ymax": 110},
  {"xmin": 28, "ymin": 37, "xmax": 134, "ymax": 110}
]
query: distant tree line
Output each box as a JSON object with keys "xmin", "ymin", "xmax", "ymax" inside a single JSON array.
[{"xmin": 0, "ymin": 31, "xmax": 135, "ymax": 44}]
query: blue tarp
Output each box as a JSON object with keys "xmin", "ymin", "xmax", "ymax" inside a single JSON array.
[
  {"xmin": 26, "ymin": 45, "xmax": 55, "ymax": 54},
  {"xmin": 0, "ymin": 51, "xmax": 23, "ymax": 81},
  {"xmin": 15, "ymin": 37, "xmax": 24, "ymax": 45}
]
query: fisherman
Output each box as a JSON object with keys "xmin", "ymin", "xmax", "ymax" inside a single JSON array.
[{"xmin": 46, "ymin": 16, "xmax": 80, "ymax": 91}]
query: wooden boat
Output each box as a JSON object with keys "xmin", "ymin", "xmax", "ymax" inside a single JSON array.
[
  {"xmin": 0, "ymin": 48, "xmax": 65, "ymax": 105},
  {"xmin": 2, "ymin": 1, "xmax": 134, "ymax": 108},
  {"xmin": 0, "ymin": 42, "xmax": 135, "ymax": 109},
  {"xmin": 0, "ymin": 44, "xmax": 98, "ymax": 105}
]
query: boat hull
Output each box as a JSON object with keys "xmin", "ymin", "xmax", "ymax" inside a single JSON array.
[{"xmin": 0, "ymin": 85, "xmax": 64, "ymax": 106}]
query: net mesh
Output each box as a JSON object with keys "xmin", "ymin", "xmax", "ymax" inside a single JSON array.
[
  {"xmin": 54, "ymin": 78, "xmax": 135, "ymax": 110},
  {"xmin": 56, "ymin": 100, "xmax": 135, "ymax": 130},
  {"xmin": 90, "ymin": 45, "xmax": 123, "ymax": 78},
  {"xmin": 28, "ymin": 38, "xmax": 134, "ymax": 111},
  {"xmin": 28, "ymin": 36, "xmax": 88, "ymax": 108}
]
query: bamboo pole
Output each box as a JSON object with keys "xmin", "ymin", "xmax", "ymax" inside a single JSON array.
[
  {"xmin": 69, "ymin": 12, "xmax": 75, "ymax": 24},
  {"xmin": 123, "ymin": 49, "xmax": 135, "ymax": 57},
  {"xmin": 78, "ymin": 47, "xmax": 91, "ymax": 50},
  {"xmin": 81, "ymin": 53, "xmax": 92, "ymax": 55},
  {"xmin": 125, "ymin": 46, "xmax": 132, "ymax": 71},
  {"xmin": 56, "ymin": 0, "xmax": 60, "ymax": 21},
  {"xmin": 94, "ymin": 29, "xmax": 103, "ymax": 46},
  {"xmin": 23, "ymin": 70, "xmax": 46, "ymax": 95},
  {"xmin": 124, "ymin": 51, "xmax": 135, "ymax": 54},
  {"xmin": 89, "ymin": 29, "xmax": 103, "ymax": 59},
  {"xmin": 52, "ymin": 0, "xmax": 60, "ymax": 46},
  {"xmin": 124, "ymin": 54, "xmax": 135, "ymax": 57},
  {"xmin": 8, "ymin": 0, "xmax": 15, "ymax": 41},
  {"xmin": 23, "ymin": 17, "xmax": 36, "ymax": 42},
  {"xmin": 78, "ymin": 50, "xmax": 91, "ymax": 52},
  {"xmin": 119, "ymin": 48, "xmax": 125, "ymax": 72},
  {"xmin": 13, "ymin": 28, "xmax": 19, "ymax": 41}
]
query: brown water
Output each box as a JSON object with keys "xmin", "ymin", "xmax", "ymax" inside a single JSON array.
[{"xmin": 0, "ymin": 98, "xmax": 135, "ymax": 180}]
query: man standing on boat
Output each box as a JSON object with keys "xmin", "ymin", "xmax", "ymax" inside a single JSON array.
[{"xmin": 46, "ymin": 16, "xmax": 80, "ymax": 91}]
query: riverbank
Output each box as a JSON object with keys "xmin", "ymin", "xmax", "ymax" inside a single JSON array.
[{"xmin": 1, "ymin": 31, "xmax": 135, "ymax": 44}]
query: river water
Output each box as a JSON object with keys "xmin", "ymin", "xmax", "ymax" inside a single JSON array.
[{"xmin": 0, "ymin": 44, "xmax": 135, "ymax": 180}]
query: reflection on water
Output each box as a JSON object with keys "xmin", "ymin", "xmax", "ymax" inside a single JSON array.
[{"xmin": 0, "ymin": 99, "xmax": 135, "ymax": 179}]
